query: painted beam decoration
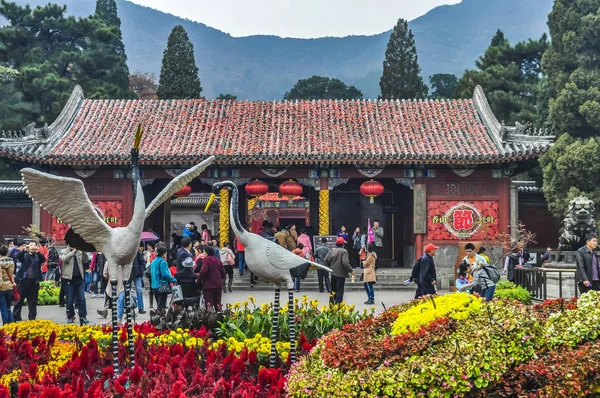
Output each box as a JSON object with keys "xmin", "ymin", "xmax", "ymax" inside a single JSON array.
[
  {"xmin": 52, "ymin": 200, "xmax": 123, "ymax": 241},
  {"xmin": 427, "ymin": 200, "xmax": 499, "ymax": 240}
]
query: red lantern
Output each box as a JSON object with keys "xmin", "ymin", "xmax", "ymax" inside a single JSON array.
[
  {"xmin": 279, "ymin": 180, "xmax": 303, "ymax": 203},
  {"xmin": 245, "ymin": 180, "xmax": 269, "ymax": 197},
  {"xmin": 174, "ymin": 185, "xmax": 192, "ymax": 198},
  {"xmin": 360, "ymin": 180, "xmax": 384, "ymax": 204}
]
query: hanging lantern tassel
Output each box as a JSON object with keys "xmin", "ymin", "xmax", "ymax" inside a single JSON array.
[{"xmin": 360, "ymin": 180, "xmax": 384, "ymax": 204}]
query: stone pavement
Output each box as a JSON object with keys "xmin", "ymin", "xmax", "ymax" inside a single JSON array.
[{"xmin": 7, "ymin": 287, "xmax": 449, "ymax": 326}]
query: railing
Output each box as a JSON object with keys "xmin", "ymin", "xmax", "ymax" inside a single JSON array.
[{"xmin": 513, "ymin": 268, "xmax": 578, "ymax": 301}]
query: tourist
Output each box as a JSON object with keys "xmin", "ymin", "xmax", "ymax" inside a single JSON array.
[
  {"xmin": 189, "ymin": 222, "xmax": 200, "ymax": 242},
  {"xmin": 210, "ymin": 240, "xmax": 221, "ymax": 261},
  {"xmin": 145, "ymin": 242, "xmax": 155, "ymax": 265},
  {"xmin": 324, "ymin": 237, "xmax": 352, "ymax": 305},
  {"xmin": 176, "ymin": 237, "xmax": 193, "ymax": 271},
  {"xmin": 418, "ymin": 244, "xmax": 439, "ymax": 297},
  {"xmin": 219, "ymin": 242, "xmax": 235, "ymax": 293},
  {"xmin": 45, "ymin": 246, "xmax": 60, "ymax": 282},
  {"xmin": 201, "ymin": 224, "xmax": 211, "ymax": 245},
  {"xmin": 235, "ymin": 235, "xmax": 246, "ymax": 275},
  {"xmin": 174, "ymin": 257, "xmax": 201, "ymax": 307},
  {"xmin": 351, "ymin": 227, "xmax": 367, "ymax": 268},
  {"xmin": 0, "ymin": 245, "xmax": 16, "ymax": 324},
  {"xmin": 362, "ymin": 242, "xmax": 377, "ymax": 305},
  {"xmin": 463, "ymin": 243, "xmax": 488, "ymax": 268},
  {"xmin": 539, "ymin": 246, "xmax": 553, "ymax": 265},
  {"xmin": 183, "ymin": 223, "xmax": 194, "ymax": 238},
  {"xmin": 38, "ymin": 239, "xmax": 49, "ymax": 281},
  {"xmin": 456, "ymin": 262, "xmax": 471, "ymax": 293},
  {"xmin": 477, "ymin": 247, "xmax": 490, "ymax": 264},
  {"xmin": 198, "ymin": 246, "xmax": 226, "ymax": 310},
  {"xmin": 315, "ymin": 237, "xmax": 331, "ymax": 293},
  {"xmin": 91, "ymin": 251, "xmax": 107, "ymax": 298},
  {"xmin": 372, "ymin": 220, "xmax": 384, "ymax": 258},
  {"xmin": 150, "ymin": 246, "xmax": 177, "ymax": 310},
  {"xmin": 337, "ymin": 226, "xmax": 349, "ymax": 244},
  {"xmin": 59, "ymin": 246, "xmax": 90, "ymax": 325},
  {"xmin": 132, "ymin": 245, "xmax": 146, "ymax": 314},
  {"xmin": 517, "ymin": 241, "xmax": 532, "ymax": 266},
  {"xmin": 503, "ymin": 248, "xmax": 520, "ymax": 282},
  {"xmin": 97, "ymin": 262, "xmax": 129, "ymax": 325},
  {"xmin": 458, "ymin": 258, "xmax": 496, "ymax": 301},
  {"xmin": 292, "ymin": 243, "xmax": 310, "ymax": 292},
  {"xmin": 13, "ymin": 242, "xmax": 46, "ymax": 322},
  {"xmin": 285, "ymin": 224, "xmax": 298, "ymax": 251},
  {"xmin": 576, "ymin": 234, "xmax": 600, "ymax": 293},
  {"xmin": 297, "ymin": 229, "xmax": 312, "ymax": 257},
  {"xmin": 194, "ymin": 245, "xmax": 205, "ymax": 272},
  {"xmin": 274, "ymin": 226, "xmax": 287, "ymax": 248}
]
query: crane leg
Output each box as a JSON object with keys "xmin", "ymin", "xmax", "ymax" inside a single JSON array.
[
  {"xmin": 124, "ymin": 280, "xmax": 135, "ymax": 368},
  {"xmin": 110, "ymin": 280, "xmax": 120, "ymax": 378},
  {"xmin": 269, "ymin": 288, "xmax": 281, "ymax": 368},
  {"xmin": 288, "ymin": 289, "xmax": 297, "ymax": 364}
]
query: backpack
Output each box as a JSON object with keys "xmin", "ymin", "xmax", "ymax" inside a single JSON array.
[
  {"xmin": 410, "ymin": 257, "xmax": 423, "ymax": 283},
  {"xmin": 482, "ymin": 264, "xmax": 501, "ymax": 283}
]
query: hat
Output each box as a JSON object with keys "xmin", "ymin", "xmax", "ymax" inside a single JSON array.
[
  {"xmin": 424, "ymin": 243, "xmax": 439, "ymax": 253},
  {"xmin": 182, "ymin": 257, "xmax": 195, "ymax": 268},
  {"xmin": 335, "ymin": 237, "xmax": 346, "ymax": 245}
]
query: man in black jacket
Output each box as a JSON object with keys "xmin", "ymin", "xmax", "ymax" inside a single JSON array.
[
  {"xmin": 576, "ymin": 234, "xmax": 599, "ymax": 293},
  {"xmin": 13, "ymin": 242, "xmax": 46, "ymax": 321},
  {"xmin": 177, "ymin": 238, "xmax": 193, "ymax": 271},
  {"xmin": 132, "ymin": 246, "xmax": 147, "ymax": 314},
  {"xmin": 418, "ymin": 243, "xmax": 439, "ymax": 297}
]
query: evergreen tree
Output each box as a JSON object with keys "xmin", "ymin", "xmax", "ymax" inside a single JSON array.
[
  {"xmin": 284, "ymin": 76, "xmax": 363, "ymax": 100},
  {"xmin": 94, "ymin": 0, "xmax": 133, "ymax": 98},
  {"xmin": 0, "ymin": 66, "xmax": 36, "ymax": 131},
  {"xmin": 216, "ymin": 93, "xmax": 237, "ymax": 100},
  {"xmin": 0, "ymin": 1, "xmax": 131, "ymax": 124},
  {"xmin": 429, "ymin": 74, "xmax": 458, "ymax": 99},
  {"xmin": 379, "ymin": 18, "xmax": 427, "ymax": 100},
  {"xmin": 157, "ymin": 25, "xmax": 202, "ymax": 99},
  {"xmin": 540, "ymin": 0, "xmax": 600, "ymax": 220},
  {"xmin": 454, "ymin": 30, "xmax": 548, "ymax": 126}
]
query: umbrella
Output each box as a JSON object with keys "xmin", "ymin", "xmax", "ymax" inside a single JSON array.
[{"xmin": 140, "ymin": 231, "xmax": 160, "ymax": 242}]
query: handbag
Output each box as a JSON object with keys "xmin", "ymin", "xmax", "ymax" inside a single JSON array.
[
  {"xmin": 5, "ymin": 268, "xmax": 20, "ymax": 302},
  {"xmin": 359, "ymin": 249, "xmax": 367, "ymax": 261},
  {"xmin": 157, "ymin": 284, "xmax": 172, "ymax": 295},
  {"xmin": 171, "ymin": 284, "xmax": 183, "ymax": 303}
]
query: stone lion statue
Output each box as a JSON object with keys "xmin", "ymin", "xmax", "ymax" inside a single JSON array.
[{"xmin": 558, "ymin": 196, "xmax": 598, "ymax": 251}]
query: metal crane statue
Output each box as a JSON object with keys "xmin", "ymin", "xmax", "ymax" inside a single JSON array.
[
  {"xmin": 21, "ymin": 125, "xmax": 215, "ymax": 377},
  {"xmin": 205, "ymin": 181, "xmax": 332, "ymax": 367}
]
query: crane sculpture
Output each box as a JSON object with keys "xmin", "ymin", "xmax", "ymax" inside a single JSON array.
[
  {"xmin": 205, "ymin": 181, "xmax": 332, "ymax": 367},
  {"xmin": 20, "ymin": 125, "xmax": 215, "ymax": 377}
]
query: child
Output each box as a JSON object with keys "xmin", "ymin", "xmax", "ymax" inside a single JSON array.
[{"xmin": 456, "ymin": 262, "xmax": 471, "ymax": 293}]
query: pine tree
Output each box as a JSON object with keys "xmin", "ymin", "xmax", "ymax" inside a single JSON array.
[
  {"xmin": 157, "ymin": 25, "xmax": 202, "ymax": 99},
  {"xmin": 94, "ymin": 0, "xmax": 132, "ymax": 98},
  {"xmin": 454, "ymin": 30, "xmax": 548, "ymax": 126},
  {"xmin": 379, "ymin": 18, "xmax": 427, "ymax": 100},
  {"xmin": 284, "ymin": 76, "xmax": 363, "ymax": 100},
  {"xmin": 540, "ymin": 0, "xmax": 600, "ymax": 220}
]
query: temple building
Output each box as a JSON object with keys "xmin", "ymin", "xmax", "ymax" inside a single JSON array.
[{"xmin": 0, "ymin": 85, "xmax": 555, "ymax": 268}]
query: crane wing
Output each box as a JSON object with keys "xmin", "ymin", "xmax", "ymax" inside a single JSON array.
[
  {"xmin": 265, "ymin": 239, "xmax": 332, "ymax": 272},
  {"xmin": 21, "ymin": 168, "xmax": 111, "ymax": 250},
  {"xmin": 145, "ymin": 156, "xmax": 216, "ymax": 219}
]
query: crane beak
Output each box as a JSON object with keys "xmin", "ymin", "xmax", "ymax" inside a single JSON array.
[
  {"xmin": 204, "ymin": 193, "xmax": 216, "ymax": 213},
  {"xmin": 133, "ymin": 124, "xmax": 143, "ymax": 150}
]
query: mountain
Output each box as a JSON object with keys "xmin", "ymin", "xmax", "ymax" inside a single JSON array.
[{"xmin": 4, "ymin": 0, "xmax": 553, "ymax": 100}]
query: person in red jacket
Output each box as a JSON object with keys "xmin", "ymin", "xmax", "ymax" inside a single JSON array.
[{"xmin": 198, "ymin": 246, "xmax": 226, "ymax": 310}]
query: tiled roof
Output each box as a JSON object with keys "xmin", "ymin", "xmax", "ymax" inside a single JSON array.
[
  {"xmin": 0, "ymin": 86, "xmax": 554, "ymax": 166},
  {"xmin": 0, "ymin": 181, "xmax": 26, "ymax": 195},
  {"xmin": 171, "ymin": 194, "xmax": 219, "ymax": 209}
]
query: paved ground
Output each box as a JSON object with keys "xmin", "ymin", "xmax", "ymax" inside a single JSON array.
[{"xmin": 7, "ymin": 287, "xmax": 450, "ymax": 326}]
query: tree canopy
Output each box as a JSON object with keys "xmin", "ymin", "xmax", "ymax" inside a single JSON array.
[
  {"xmin": 379, "ymin": 18, "xmax": 427, "ymax": 100},
  {"xmin": 157, "ymin": 25, "xmax": 202, "ymax": 99},
  {"xmin": 283, "ymin": 76, "xmax": 363, "ymax": 100},
  {"xmin": 541, "ymin": 0, "xmax": 600, "ymax": 220},
  {"xmin": 0, "ymin": 1, "xmax": 134, "ymax": 126},
  {"xmin": 429, "ymin": 74, "xmax": 458, "ymax": 99},
  {"xmin": 454, "ymin": 30, "xmax": 548, "ymax": 126},
  {"xmin": 129, "ymin": 71, "xmax": 157, "ymax": 100},
  {"xmin": 216, "ymin": 93, "xmax": 237, "ymax": 100}
]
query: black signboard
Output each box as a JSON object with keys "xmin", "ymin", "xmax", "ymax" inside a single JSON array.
[{"xmin": 313, "ymin": 235, "xmax": 338, "ymax": 251}]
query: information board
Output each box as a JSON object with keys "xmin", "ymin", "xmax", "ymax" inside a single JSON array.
[{"xmin": 313, "ymin": 235, "xmax": 338, "ymax": 251}]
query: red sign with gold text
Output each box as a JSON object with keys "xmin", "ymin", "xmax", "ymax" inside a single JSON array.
[
  {"xmin": 427, "ymin": 201, "xmax": 499, "ymax": 240},
  {"xmin": 51, "ymin": 201, "xmax": 123, "ymax": 242}
]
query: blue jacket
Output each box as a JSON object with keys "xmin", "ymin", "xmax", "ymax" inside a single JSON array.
[{"xmin": 150, "ymin": 257, "xmax": 176, "ymax": 289}]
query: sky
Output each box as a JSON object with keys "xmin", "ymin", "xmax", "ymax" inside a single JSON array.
[{"xmin": 128, "ymin": 0, "xmax": 461, "ymax": 38}]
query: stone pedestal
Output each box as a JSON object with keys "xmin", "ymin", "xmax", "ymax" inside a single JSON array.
[{"xmin": 542, "ymin": 251, "xmax": 578, "ymax": 299}]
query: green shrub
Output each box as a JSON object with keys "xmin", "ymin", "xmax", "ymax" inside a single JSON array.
[{"xmin": 494, "ymin": 280, "xmax": 532, "ymax": 304}]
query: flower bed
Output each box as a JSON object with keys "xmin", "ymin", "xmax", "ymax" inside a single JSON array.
[
  {"xmin": 0, "ymin": 296, "xmax": 370, "ymax": 396},
  {"xmin": 494, "ymin": 280, "xmax": 532, "ymax": 304},
  {"xmin": 287, "ymin": 291, "xmax": 600, "ymax": 397}
]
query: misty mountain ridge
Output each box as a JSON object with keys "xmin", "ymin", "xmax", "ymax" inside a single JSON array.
[{"xmin": 3, "ymin": 0, "xmax": 553, "ymax": 100}]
